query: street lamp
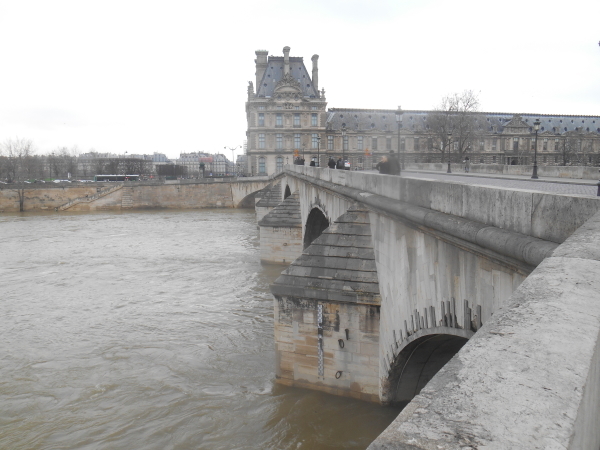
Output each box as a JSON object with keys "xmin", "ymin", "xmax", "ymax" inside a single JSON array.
[
  {"xmin": 342, "ymin": 125, "xmax": 347, "ymax": 164},
  {"xmin": 395, "ymin": 106, "xmax": 404, "ymax": 171},
  {"xmin": 531, "ymin": 120, "xmax": 541, "ymax": 179},
  {"xmin": 447, "ymin": 131, "xmax": 453, "ymax": 173},
  {"xmin": 224, "ymin": 146, "xmax": 240, "ymax": 176},
  {"xmin": 317, "ymin": 135, "xmax": 321, "ymax": 167}
]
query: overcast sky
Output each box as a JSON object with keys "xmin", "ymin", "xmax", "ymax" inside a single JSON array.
[{"xmin": 1, "ymin": 0, "xmax": 598, "ymax": 161}]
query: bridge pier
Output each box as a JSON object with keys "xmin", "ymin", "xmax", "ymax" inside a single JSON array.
[
  {"xmin": 258, "ymin": 191, "xmax": 303, "ymax": 264},
  {"xmin": 271, "ymin": 208, "xmax": 382, "ymax": 401}
]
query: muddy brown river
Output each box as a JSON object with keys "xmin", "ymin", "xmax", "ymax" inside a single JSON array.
[{"xmin": 0, "ymin": 209, "xmax": 401, "ymax": 450}]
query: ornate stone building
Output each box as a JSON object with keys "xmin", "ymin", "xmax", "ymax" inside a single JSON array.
[
  {"xmin": 246, "ymin": 48, "xmax": 600, "ymax": 175},
  {"xmin": 245, "ymin": 47, "xmax": 326, "ymax": 175}
]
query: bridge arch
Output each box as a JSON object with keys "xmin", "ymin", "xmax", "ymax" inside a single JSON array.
[
  {"xmin": 384, "ymin": 327, "xmax": 474, "ymax": 405},
  {"xmin": 284, "ymin": 185, "xmax": 291, "ymax": 199},
  {"xmin": 304, "ymin": 207, "xmax": 330, "ymax": 249}
]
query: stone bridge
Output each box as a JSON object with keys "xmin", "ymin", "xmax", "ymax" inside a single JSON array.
[{"xmin": 259, "ymin": 166, "xmax": 600, "ymax": 449}]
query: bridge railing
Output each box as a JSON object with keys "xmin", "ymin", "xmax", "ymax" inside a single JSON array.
[
  {"xmin": 285, "ymin": 165, "xmax": 600, "ymax": 245},
  {"xmin": 368, "ymin": 210, "xmax": 600, "ymax": 450}
]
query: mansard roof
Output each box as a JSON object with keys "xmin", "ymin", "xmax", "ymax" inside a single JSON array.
[
  {"xmin": 255, "ymin": 56, "xmax": 320, "ymax": 99},
  {"xmin": 326, "ymin": 108, "xmax": 600, "ymax": 135}
]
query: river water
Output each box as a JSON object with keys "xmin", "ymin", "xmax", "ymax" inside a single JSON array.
[{"xmin": 0, "ymin": 209, "xmax": 401, "ymax": 450}]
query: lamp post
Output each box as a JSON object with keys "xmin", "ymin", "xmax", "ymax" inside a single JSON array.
[
  {"xmin": 342, "ymin": 125, "xmax": 347, "ymax": 164},
  {"xmin": 446, "ymin": 132, "xmax": 453, "ymax": 173},
  {"xmin": 395, "ymin": 106, "xmax": 404, "ymax": 171},
  {"xmin": 224, "ymin": 146, "xmax": 240, "ymax": 176},
  {"xmin": 531, "ymin": 120, "xmax": 540, "ymax": 179},
  {"xmin": 317, "ymin": 135, "xmax": 321, "ymax": 167}
]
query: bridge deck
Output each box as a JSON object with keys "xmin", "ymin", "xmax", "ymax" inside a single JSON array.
[{"xmin": 402, "ymin": 170, "xmax": 598, "ymax": 196}]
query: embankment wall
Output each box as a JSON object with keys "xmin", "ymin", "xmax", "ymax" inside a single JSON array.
[{"xmin": 0, "ymin": 180, "xmax": 266, "ymax": 212}]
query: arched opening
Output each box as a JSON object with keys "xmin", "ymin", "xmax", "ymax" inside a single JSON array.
[
  {"xmin": 304, "ymin": 207, "xmax": 329, "ymax": 249},
  {"xmin": 237, "ymin": 191, "xmax": 259, "ymax": 208},
  {"xmin": 284, "ymin": 185, "xmax": 291, "ymax": 199},
  {"xmin": 387, "ymin": 333, "xmax": 469, "ymax": 405}
]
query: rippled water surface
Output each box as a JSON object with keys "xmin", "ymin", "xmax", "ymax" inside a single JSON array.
[{"xmin": 0, "ymin": 210, "xmax": 401, "ymax": 450}]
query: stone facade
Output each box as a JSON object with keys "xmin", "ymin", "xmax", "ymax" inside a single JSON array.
[
  {"xmin": 247, "ymin": 49, "xmax": 600, "ymax": 176},
  {"xmin": 246, "ymin": 47, "xmax": 327, "ymax": 176}
]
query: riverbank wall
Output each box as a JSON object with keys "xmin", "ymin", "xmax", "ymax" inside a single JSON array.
[{"xmin": 0, "ymin": 178, "xmax": 271, "ymax": 212}]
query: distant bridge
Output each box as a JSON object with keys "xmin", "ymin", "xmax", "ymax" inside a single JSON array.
[{"xmin": 259, "ymin": 166, "xmax": 600, "ymax": 449}]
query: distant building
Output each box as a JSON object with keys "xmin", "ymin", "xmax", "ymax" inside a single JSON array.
[
  {"xmin": 247, "ymin": 47, "xmax": 600, "ymax": 175},
  {"xmin": 246, "ymin": 46, "xmax": 326, "ymax": 175}
]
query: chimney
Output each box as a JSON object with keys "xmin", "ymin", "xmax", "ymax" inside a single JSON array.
[
  {"xmin": 283, "ymin": 46, "xmax": 290, "ymax": 75},
  {"xmin": 311, "ymin": 54, "xmax": 319, "ymax": 91},
  {"xmin": 254, "ymin": 50, "xmax": 269, "ymax": 89}
]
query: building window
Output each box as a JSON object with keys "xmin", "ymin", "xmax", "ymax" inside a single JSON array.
[
  {"xmin": 492, "ymin": 155, "xmax": 496, "ymax": 163},
  {"xmin": 492, "ymin": 138, "xmax": 497, "ymax": 151},
  {"xmin": 276, "ymin": 134, "xmax": 283, "ymax": 150},
  {"xmin": 311, "ymin": 113, "xmax": 318, "ymax": 127},
  {"xmin": 555, "ymin": 139, "xmax": 559, "ymax": 151},
  {"xmin": 294, "ymin": 114, "xmax": 300, "ymax": 127},
  {"xmin": 414, "ymin": 137, "xmax": 419, "ymax": 151},
  {"xmin": 312, "ymin": 133, "xmax": 319, "ymax": 149},
  {"xmin": 428, "ymin": 138, "xmax": 433, "ymax": 151},
  {"xmin": 357, "ymin": 136, "xmax": 363, "ymax": 151},
  {"xmin": 258, "ymin": 106, "xmax": 265, "ymax": 110},
  {"xmin": 258, "ymin": 157, "xmax": 266, "ymax": 174},
  {"xmin": 401, "ymin": 138, "xmax": 405, "ymax": 151},
  {"xmin": 543, "ymin": 156, "xmax": 547, "ymax": 163},
  {"xmin": 294, "ymin": 133, "xmax": 301, "ymax": 149},
  {"xmin": 294, "ymin": 106, "xmax": 299, "ymax": 110},
  {"xmin": 372, "ymin": 137, "xmax": 378, "ymax": 151},
  {"xmin": 479, "ymin": 140, "xmax": 484, "ymax": 151},
  {"xmin": 513, "ymin": 137, "xmax": 519, "ymax": 152},
  {"xmin": 327, "ymin": 135, "xmax": 333, "ymax": 150},
  {"xmin": 311, "ymin": 106, "xmax": 318, "ymax": 110},
  {"xmin": 543, "ymin": 138, "xmax": 548, "ymax": 151},
  {"xmin": 258, "ymin": 113, "xmax": 264, "ymax": 127},
  {"xmin": 276, "ymin": 156, "xmax": 283, "ymax": 172},
  {"xmin": 276, "ymin": 114, "xmax": 283, "ymax": 128},
  {"xmin": 343, "ymin": 135, "xmax": 348, "ymax": 151},
  {"xmin": 386, "ymin": 137, "xmax": 392, "ymax": 151},
  {"xmin": 555, "ymin": 156, "xmax": 558, "ymax": 163},
  {"xmin": 259, "ymin": 134, "xmax": 265, "ymax": 149}
]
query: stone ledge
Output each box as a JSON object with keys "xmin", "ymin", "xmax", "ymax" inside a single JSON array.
[{"xmin": 368, "ymin": 210, "xmax": 600, "ymax": 450}]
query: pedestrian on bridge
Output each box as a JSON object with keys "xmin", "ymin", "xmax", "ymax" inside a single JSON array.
[
  {"xmin": 375, "ymin": 156, "xmax": 389, "ymax": 174},
  {"xmin": 387, "ymin": 151, "xmax": 401, "ymax": 175}
]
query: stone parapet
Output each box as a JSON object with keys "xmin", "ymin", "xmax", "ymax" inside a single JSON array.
[
  {"xmin": 368, "ymin": 210, "xmax": 600, "ymax": 450},
  {"xmin": 405, "ymin": 162, "xmax": 600, "ymax": 180}
]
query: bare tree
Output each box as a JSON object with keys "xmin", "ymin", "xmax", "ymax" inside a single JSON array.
[
  {"xmin": 428, "ymin": 90, "xmax": 481, "ymax": 163},
  {"xmin": 560, "ymin": 131, "xmax": 589, "ymax": 166},
  {"xmin": 2, "ymin": 138, "xmax": 35, "ymax": 211}
]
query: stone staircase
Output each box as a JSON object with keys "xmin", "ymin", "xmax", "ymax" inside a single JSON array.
[
  {"xmin": 58, "ymin": 184, "xmax": 124, "ymax": 211},
  {"xmin": 121, "ymin": 186, "xmax": 134, "ymax": 209}
]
